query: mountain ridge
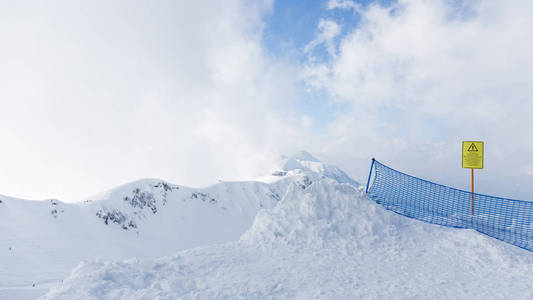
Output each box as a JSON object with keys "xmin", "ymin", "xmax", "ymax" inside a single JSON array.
[
  {"xmin": 0, "ymin": 151, "xmax": 359, "ymax": 299},
  {"xmin": 40, "ymin": 164, "xmax": 533, "ymax": 299}
]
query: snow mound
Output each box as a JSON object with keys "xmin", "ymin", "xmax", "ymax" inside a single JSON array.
[
  {"xmin": 241, "ymin": 177, "xmax": 389, "ymax": 247},
  {"xmin": 41, "ymin": 176, "xmax": 533, "ymax": 299}
]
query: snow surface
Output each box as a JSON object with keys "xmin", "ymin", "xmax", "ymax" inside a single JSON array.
[
  {"xmin": 1, "ymin": 152, "xmax": 358, "ymax": 299},
  {"xmin": 41, "ymin": 165, "xmax": 533, "ymax": 299},
  {"xmin": 4, "ymin": 152, "xmax": 533, "ymax": 299}
]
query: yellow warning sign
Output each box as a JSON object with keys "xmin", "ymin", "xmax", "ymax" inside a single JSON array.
[{"xmin": 462, "ymin": 141, "xmax": 484, "ymax": 169}]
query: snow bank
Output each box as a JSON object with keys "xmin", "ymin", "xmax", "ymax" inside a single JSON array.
[{"xmin": 41, "ymin": 176, "xmax": 533, "ymax": 299}]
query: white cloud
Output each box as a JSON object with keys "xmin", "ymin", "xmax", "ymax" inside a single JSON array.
[
  {"xmin": 304, "ymin": 19, "xmax": 342, "ymax": 59},
  {"xmin": 3, "ymin": 0, "xmax": 533, "ymax": 202},
  {"xmin": 0, "ymin": 0, "xmax": 303, "ymax": 201},
  {"xmin": 327, "ymin": 0, "xmax": 362, "ymax": 12},
  {"xmin": 305, "ymin": 0, "xmax": 533, "ymax": 199}
]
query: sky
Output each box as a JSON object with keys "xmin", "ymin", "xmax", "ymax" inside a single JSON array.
[{"xmin": 1, "ymin": 0, "xmax": 533, "ymax": 202}]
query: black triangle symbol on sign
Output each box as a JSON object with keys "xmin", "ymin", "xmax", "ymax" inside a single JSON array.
[{"xmin": 467, "ymin": 143, "xmax": 478, "ymax": 152}]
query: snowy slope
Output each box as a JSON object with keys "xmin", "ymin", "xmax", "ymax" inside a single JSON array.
[
  {"xmin": 40, "ymin": 170, "xmax": 533, "ymax": 299},
  {"xmin": 1, "ymin": 152, "xmax": 355, "ymax": 299}
]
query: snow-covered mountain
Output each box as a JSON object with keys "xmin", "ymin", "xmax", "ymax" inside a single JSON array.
[
  {"xmin": 40, "ymin": 163, "xmax": 533, "ymax": 299},
  {"xmin": 277, "ymin": 150, "xmax": 358, "ymax": 186},
  {"xmin": 6, "ymin": 151, "xmax": 533, "ymax": 299},
  {"xmin": 0, "ymin": 151, "xmax": 358, "ymax": 299}
]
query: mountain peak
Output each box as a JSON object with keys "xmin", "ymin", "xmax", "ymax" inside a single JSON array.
[
  {"xmin": 275, "ymin": 150, "xmax": 359, "ymax": 187},
  {"xmin": 289, "ymin": 150, "xmax": 320, "ymax": 162}
]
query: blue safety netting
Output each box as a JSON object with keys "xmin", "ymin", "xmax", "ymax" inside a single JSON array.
[{"xmin": 366, "ymin": 159, "xmax": 533, "ymax": 251}]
